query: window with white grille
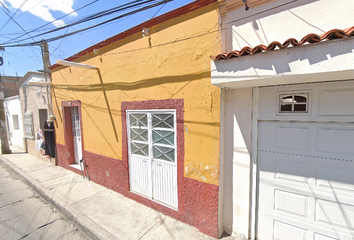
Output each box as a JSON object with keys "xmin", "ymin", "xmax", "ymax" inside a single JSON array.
[
  {"xmin": 129, "ymin": 112, "xmax": 176, "ymax": 162},
  {"xmin": 24, "ymin": 112, "xmax": 34, "ymax": 139}
]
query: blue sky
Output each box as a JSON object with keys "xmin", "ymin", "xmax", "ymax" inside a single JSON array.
[{"xmin": 0, "ymin": 0, "xmax": 194, "ymax": 77}]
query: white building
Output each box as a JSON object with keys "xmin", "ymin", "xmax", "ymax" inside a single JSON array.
[
  {"xmin": 212, "ymin": 0, "xmax": 354, "ymax": 239},
  {"xmin": 5, "ymin": 95, "xmax": 25, "ymax": 150}
]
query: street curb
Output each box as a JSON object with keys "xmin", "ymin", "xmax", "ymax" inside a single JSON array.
[{"xmin": 0, "ymin": 155, "xmax": 119, "ymax": 240}]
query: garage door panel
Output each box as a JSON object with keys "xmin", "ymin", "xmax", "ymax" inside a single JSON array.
[
  {"xmin": 258, "ymin": 183, "xmax": 276, "ymax": 212},
  {"xmin": 316, "ymin": 163, "xmax": 354, "ymax": 192},
  {"xmin": 258, "ymin": 151, "xmax": 311, "ymax": 184},
  {"xmin": 258, "ymin": 181, "xmax": 311, "ymax": 217},
  {"xmin": 274, "ymin": 190, "xmax": 309, "ymax": 218},
  {"xmin": 318, "ymin": 88, "xmax": 354, "ymax": 116},
  {"xmin": 275, "ymin": 157, "xmax": 310, "ymax": 184},
  {"xmin": 315, "ymin": 199, "xmax": 354, "ymax": 230},
  {"xmin": 314, "ymin": 233, "xmax": 339, "ymax": 240},
  {"xmin": 274, "ymin": 221, "xmax": 308, "ymax": 240},
  {"xmin": 275, "ymin": 124, "xmax": 311, "ymax": 150},
  {"xmin": 258, "ymin": 151, "xmax": 276, "ymax": 179},
  {"xmin": 316, "ymin": 126, "xmax": 354, "ymax": 156}
]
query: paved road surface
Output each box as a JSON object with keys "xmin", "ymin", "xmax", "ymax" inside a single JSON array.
[{"xmin": 0, "ymin": 164, "xmax": 88, "ymax": 240}]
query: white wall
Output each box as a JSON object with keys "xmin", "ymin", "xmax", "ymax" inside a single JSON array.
[
  {"xmin": 221, "ymin": 88, "xmax": 252, "ymax": 237},
  {"xmin": 211, "ymin": 36, "xmax": 354, "ymax": 89},
  {"xmin": 222, "ymin": 0, "xmax": 354, "ymax": 53},
  {"xmin": 5, "ymin": 96, "xmax": 24, "ymax": 149}
]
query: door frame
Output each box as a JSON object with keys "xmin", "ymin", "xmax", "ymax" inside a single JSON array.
[
  {"xmin": 126, "ymin": 109, "xmax": 178, "ymax": 209},
  {"xmin": 250, "ymin": 87, "xmax": 260, "ymax": 240},
  {"xmin": 62, "ymin": 100, "xmax": 84, "ymax": 166},
  {"xmin": 121, "ymin": 99, "xmax": 184, "ymax": 211}
]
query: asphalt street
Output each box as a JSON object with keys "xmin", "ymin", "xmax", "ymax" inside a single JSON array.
[{"xmin": 0, "ymin": 164, "xmax": 88, "ymax": 240}]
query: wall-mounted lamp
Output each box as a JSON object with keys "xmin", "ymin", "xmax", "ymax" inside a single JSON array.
[
  {"xmin": 36, "ymin": 90, "xmax": 42, "ymax": 98},
  {"xmin": 242, "ymin": 0, "xmax": 249, "ymax": 10},
  {"xmin": 93, "ymin": 49, "xmax": 100, "ymax": 55},
  {"xmin": 142, "ymin": 28, "xmax": 149, "ymax": 38},
  {"xmin": 68, "ymin": 102, "xmax": 71, "ymax": 106}
]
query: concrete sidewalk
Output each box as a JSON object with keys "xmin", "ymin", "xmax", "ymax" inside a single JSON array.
[{"xmin": 0, "ymin": 147, "xmax": 228, "ymax": 240}]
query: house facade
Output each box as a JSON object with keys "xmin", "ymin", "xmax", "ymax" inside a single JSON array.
[
  {"xmin": 50, "ymin": 0, "xmax": 221, "ymax": 237},
  {"xmin": 212, "ymin": 0, "xmax": 354, "ymax": 239},
  {"xmin": 4, "ymin": 95, "xmax": 24, "ymax": 150},
  {"xmin": 18, "ymin": 71, "xmax": 51, "ymax": 159}
]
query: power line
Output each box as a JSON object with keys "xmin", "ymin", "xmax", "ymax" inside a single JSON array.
[
  {"xmin": 2, "ymin": 0, "xmax": 161, "ymax": 45},
  {"xmin": 2, "ymin": 0, "xmax": 173, "ymax": 47},
  {"xmin": 0, "ymin": 1, "xmax": 41, "ymax": 60},
  {"xmin": 51, "ymin": 28, "xmax": 69, "ymax": 55},
  {"xmin": 2, "ymin": 0, "xmax": 100, "ymax": 44},
  {"xmin": 150, "ymin": 1, "xmax": 168, "ymax": 19},
  {"xmin": 0, "ymin": 0, "xmax": 29, "ymax": 32}
]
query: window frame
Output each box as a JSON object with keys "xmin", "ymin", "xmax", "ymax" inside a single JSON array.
[
  {"xmin": 277, "ymin": 91, "xmax": 311, "ymax": 116},
  {"xmin": 24, "ymin": 112, "xmax": 34, "ymax": 139},
  {"xmin": 127, "ymin": 109, "xmax": 177, "ymax": 163},
  {"xmin": 12, "ymin": 114, "xmax": 19, "ymax": 130}
]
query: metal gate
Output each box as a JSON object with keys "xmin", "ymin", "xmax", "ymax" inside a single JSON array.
[{"xmin": 127, "ymin": 110, "xmax": 178, "ymax": 209}]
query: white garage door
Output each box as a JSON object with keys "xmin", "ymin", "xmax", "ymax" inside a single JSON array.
[{"xmin": 256, "ymin": 81, "xmax": 354, "ymax": 240}]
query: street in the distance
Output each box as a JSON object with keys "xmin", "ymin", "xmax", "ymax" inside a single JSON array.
[{"xmin": 0, "ymin": 164, "xmax": 88, "ymax": 240}]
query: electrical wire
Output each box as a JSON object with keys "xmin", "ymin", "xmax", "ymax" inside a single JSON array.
[
  {"xmin": 51, "ymin": 28, "xmax": 69, "ymax": 55},
  {"xmin": 0, "ymin": 2, "xmax": 41, "ymax": 60},
  {"xmin": 0, "ymin": 0, "xmax": 29, "ymax": 32},
  {"xmin": 2, "ymin": 0, "xmax": 163, "ymax": 45},
  {"xmin": 150, "ymin": 1, "xmax": 167, "ymax": 19},
  {"xmin": 2, "ymin": 0, "xmax": 173, "ymax": 47},
  {"xmin": 2, "ymin": 0, "xmax": 100, "ymax": 44}
]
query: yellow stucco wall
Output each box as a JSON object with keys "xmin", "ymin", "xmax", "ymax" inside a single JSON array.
[{"xmin": 51, "ymin": 2, "xmax": 221, "ymax": 185}]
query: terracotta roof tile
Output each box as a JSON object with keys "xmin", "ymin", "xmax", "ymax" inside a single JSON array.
[{"xmin": 212, "ymin": 26, "xmax": 354, "ymax": 60}]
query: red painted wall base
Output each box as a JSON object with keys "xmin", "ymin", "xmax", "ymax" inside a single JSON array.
[{"xmin": 56, "ymin": 143, "xmax": 219, "ymax": 238}]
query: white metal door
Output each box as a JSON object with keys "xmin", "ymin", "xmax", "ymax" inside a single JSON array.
[
  {"xmin": 256, "ymin": 81, "xmax": 354, "ymax": 240},
  {"xmin": 127, "ymin": 111, "xmax": 178, "ymax": 209},
  {"xmin": 71, "ymin": 107, "xmax": 82, "ymax": 164}
]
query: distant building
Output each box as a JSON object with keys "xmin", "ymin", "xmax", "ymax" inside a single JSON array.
[
  {"xmin": 1, "ymin": 75, "xmax": 21, "ymax": 98},
  {"xmin": 17, "ymin": 71, "xmax": 51, "ymax": 160},
  {"xmin": 4, "ymin": 95, "xmax": 24, "ymax": 150}
]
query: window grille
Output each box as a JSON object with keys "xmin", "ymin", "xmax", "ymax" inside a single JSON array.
[
  {"xmin": 279, "ymin": 93, "xmax": 309, "ymax": 113},
  {"xmin": 24, "ymin": 112, "xmax": 34, "ymax": 139}
]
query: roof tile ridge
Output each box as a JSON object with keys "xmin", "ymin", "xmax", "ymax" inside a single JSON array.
[
  {"xmin": 252, "ymin": 44, "xmax": 267, "ymax": 54},
  {"xmin": 299, "ymin": 33, "xmax": 321, "ymax": 44},
  {"xmin": 226, "ymin": 50, "xmax": 241, "ymax": 58},
  {"xmin": 239, "ymin": 46, "xmax": 252, "ymax": 56},
  {"xmin": 344, "ymin": 26, "xmax": 354, "ymax": 36},
  {"xmin": 320, "ymin": 29, "xmax": 346, "ymax": 40},
  {"xmin": 281, "ymin": 38, "xmax": 300, "ymax": 48},
  {"xmin": 266, "ymin": 41, "xmax": 282, "ymax": 51}
]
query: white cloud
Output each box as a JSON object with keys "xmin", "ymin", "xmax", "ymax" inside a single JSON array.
[{"xmin": 2, "ymin": 0, "xmax": 77, "ymax": 27}]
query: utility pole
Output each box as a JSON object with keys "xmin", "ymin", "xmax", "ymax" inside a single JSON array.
[
  {"xmin": 0, "ymin": 45, "xmax": 11, "ymax": 154},
  {"xmin": 40, "ymin": 40, "xmax": 52, "ymax": 115}
]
